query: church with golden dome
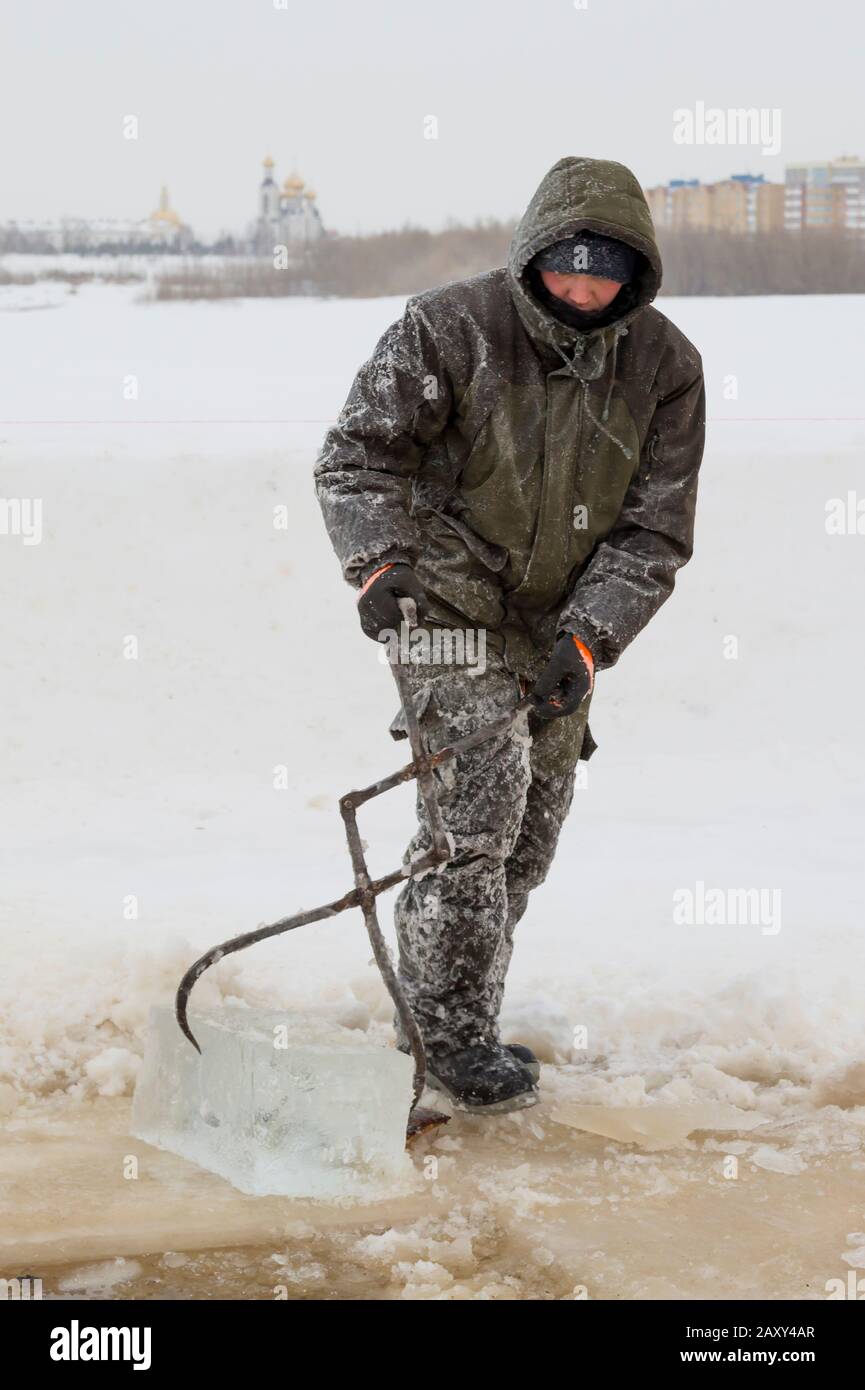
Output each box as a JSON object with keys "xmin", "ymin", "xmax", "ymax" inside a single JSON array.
[
  {"xmin": 253, "ymin": 157, "xmax": 324, "ymax": 253},
  {"xmin": 146, "ymin": 186, "xmax": 191, "ymax": 246}
]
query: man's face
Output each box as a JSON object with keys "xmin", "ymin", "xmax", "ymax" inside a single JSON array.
[{"xmin": 539, "ymin": 268, "xmax": 622, "ymax": 313}]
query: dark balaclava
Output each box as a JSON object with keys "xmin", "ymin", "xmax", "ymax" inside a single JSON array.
[{"xmin": 528, "ymin": 230, "xmax": 642, "ymax": 332}]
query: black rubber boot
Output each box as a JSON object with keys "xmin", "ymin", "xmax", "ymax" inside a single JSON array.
[
  {"xmin": 424, "ymin": 1041, "xmax": 539, "ymax": 1113},
  {"xmin": 505, "ymin": 1043, "xmax": 541, "ymax": 1083}
]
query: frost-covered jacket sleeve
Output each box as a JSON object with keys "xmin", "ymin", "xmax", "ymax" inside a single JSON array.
[
  {"xmin": 314, "ymin": 302, "xmax": 453, "ymax": 587},
  {"xmin": 558, "ymin": 363, "xmax": 706, "ymax": 669}
]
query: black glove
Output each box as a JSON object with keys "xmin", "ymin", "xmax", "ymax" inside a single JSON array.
[
  {"xmin": 531, "ymin": 633, "xmax": 594, "ymax": 720},
  {"xmin": 357, "ymin": 563, "xmax": 430, "ymax": 641}
]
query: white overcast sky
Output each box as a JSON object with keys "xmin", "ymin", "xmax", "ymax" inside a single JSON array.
[{"xmin": 2, "ymin": 0, "xmax": 863, "ymax": 239}]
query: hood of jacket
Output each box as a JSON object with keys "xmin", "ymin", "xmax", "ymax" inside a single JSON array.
[{"xmin": 508, "ymin": 157, "xmax": 662, "ymax": 378}]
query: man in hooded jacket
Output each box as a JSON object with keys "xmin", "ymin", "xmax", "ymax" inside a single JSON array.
[{"xmin": 314, "ymin": 156, "xmax": 705, "ymax": 1113}]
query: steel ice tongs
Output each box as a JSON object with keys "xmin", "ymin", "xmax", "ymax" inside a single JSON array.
[{"xmin": 174, "ymin": 601, "xmax": 532, "ymax": 1130}]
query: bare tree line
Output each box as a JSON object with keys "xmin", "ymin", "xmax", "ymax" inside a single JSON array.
[
  {"xmin": 658, "ymin": 229, "xmax": 865, "ymax": 295},
  {"xmin": 2, "ymin": 221, "xmax": 862, "ymax": 298},
  {"xmin": 149, "ymin": 223, "xmax": 865, "ymax": 300}
]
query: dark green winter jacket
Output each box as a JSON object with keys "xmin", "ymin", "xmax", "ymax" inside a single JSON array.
[{"xmin": 315, "ymin": 157, "xmax": 705, "ymax": 771}]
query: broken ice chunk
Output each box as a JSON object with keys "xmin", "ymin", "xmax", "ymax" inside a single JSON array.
[
  {"xmin": 550, "ymin": 1101, "xmax": 767, "ymax": 1151},
  {"xmin": 131, "ymin": 1007, "xmax": 415, "ymax": 1198},
  {"xmin": 749, "ymin": 1144, "xmax": 806, "ymax": 1175}
]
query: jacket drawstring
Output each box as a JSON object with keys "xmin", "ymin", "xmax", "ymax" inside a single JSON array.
[
  {"xmin": 602, "ymin": 325, "xmax": 626, "ymax": 421},
  {"xmin": 582, "ymin": 380, "xmax": 633, "ymax": 460},
  {"xmin": 556, "ymin": 323, "xmax": 633, "ymax": 460}
]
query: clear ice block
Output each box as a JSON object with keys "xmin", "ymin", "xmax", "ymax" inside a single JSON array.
[{"xmin": 131, "ymin": 1007, "xmax": 415, "ymax": 1199}]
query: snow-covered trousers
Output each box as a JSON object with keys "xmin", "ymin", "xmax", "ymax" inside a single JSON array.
[{"xmin": 390, "ymin": 649, "xmax": 583, "ymax": 1053}]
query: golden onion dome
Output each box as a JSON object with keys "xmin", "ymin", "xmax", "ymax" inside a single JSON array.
[
  {"xmin": 263, "ymin": 155, "xmax": 275, "ymax": 169},
  {"xmin": 283, "ymin": 172, "xmax": 305, "ymax": 194},
  {"xmin": 304, "ymin": 188, "xmax": 316, "ymax": 200},
  {"xmin": 150, "ymin": 186, "xmax": 181, "ymax": 225}
]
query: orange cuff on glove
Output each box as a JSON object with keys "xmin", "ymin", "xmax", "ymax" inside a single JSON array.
[
  {"xmin": 570, "ymin": 635, "xmax": 595, "ymax": 691},
  {"xmin": 357, "ymin": 563, "xmax": 394, "ymax": 600}
]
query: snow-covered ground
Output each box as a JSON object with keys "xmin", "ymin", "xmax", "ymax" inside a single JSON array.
[{"xmin": 1, "ymin": 282, "xmax": 863, "ymax": 1300}]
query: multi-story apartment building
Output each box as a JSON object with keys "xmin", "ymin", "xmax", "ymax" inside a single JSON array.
[
  {"xmin": 644, "ymin": 174, "xmax": 784, "ymax": 233},
  {"xmin": 784, "ymin": 157, "xmax": 865, "ymax": 233},
  {"xmin": 712, "ymin": 174, "xmax": 785, "ymax": 233},
  {"xmin": 645, "ymin": 178, "xmax": 709, "ymax": 230},
  {"xmin": 647, "ymin": 160, "xmax": 865, "ymax": 235}
]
